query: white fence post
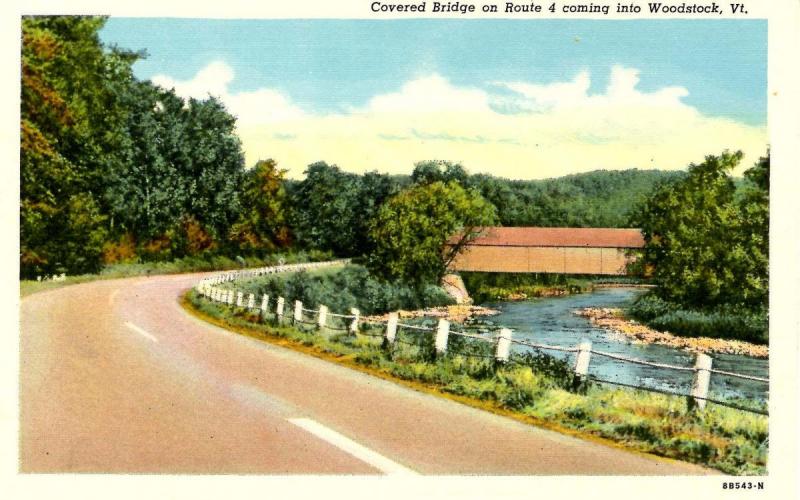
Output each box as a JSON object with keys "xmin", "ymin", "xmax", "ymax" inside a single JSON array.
[
  {"xmin": 495, "ymin": 328, "xmax": 513, "ymax": 363},
  {"xmin": 294, "ymin": 300, "xmax": 303, "ymax": 323},
  {"xmin": 435, "ymin": 319, "xmax": 450, "ymax": 355},
  {"xmin": 690, "ymin": 353, "xmax": 713, "ymax": 411},
  {"xmin": 261, "ymin": 295, "xmax": 269, "ymax": 315},
  {"xmin": 236, "ymin": 292, "xmax": 243, "ymax": 307},
  {"xmin": 385, "ymin": 312, "xmax": 398, "ymax": 345},
  {"xmin": 573, "ymin": 340, "xmax": 592, "ymax": 391},
  {"xmin": 318, "ymin": 305, "xmax": 328, "ymax": 329},
  {"xmin": 276, "ymin": 297, "xmax": 285, "ymax": 322},
  {"xmin": 247, "ymin": 293, "xmax": 255, "ymax": 309},
  {"xmin": 227, "ymin": 290, "xmax": 234, "ymax": 305},
  {"xmin": 349, "ymin": 308, "xmax": 360, "ymax": 334}
]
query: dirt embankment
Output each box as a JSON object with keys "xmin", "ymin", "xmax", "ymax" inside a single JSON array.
[{"xmin": 575, "ymin": 308, "xmax": 768, "ymax": 359}]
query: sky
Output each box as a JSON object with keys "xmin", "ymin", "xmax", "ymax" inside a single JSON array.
[{"xmin": 100, "ymin": 19, "xmax": 768, "ymax": 179}]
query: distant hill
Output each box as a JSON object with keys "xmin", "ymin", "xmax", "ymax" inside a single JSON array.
[{"xmin": 467, "ymin": 169, "xmax": 687, "ymax": 228}]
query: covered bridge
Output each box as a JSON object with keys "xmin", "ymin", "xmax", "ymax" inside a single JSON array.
[{"xmin": 448, "ymin": 227, "xmax": 645, "ymax": 275}]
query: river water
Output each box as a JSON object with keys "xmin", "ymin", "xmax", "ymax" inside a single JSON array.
[{"xmin": 477, "ymin": 287, "xmax": 768, "ymax": 403}]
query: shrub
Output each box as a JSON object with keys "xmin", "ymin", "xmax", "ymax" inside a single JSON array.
[
  {"xmin": 102, "ymin": 232, "xmax": 137, "ymax": 264},
  {"xmin": 236, "ymin": 264, "xmax": 455, "ymax": 315},
  {"xmin": 629, "ymin": 293, "xmax": 767, "ymax": 344}
]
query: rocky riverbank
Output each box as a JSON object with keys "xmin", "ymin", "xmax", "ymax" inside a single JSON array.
[
  {"xmin": 363, "ymin": 304, "xmax": 500, "ymax": 324},
  {"xmin": 575, "ymin": 307, "xmax": 768, "ymax": 358}
]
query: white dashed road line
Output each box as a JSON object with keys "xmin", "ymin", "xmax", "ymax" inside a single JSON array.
[
  {"xmin": 125, "ymin": 321, "xmax": 159, "ymax": 343},
  {"xmin": 289, "ymin": 418, "xmax": 417, "ymax": 475}
]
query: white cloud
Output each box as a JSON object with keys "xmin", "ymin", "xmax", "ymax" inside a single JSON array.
[
  {"xmin": 152, "ymin": 61, "xmax": 233, "ymax": 100},
  {"xmin": 496, "ymin": 66, "xmax": 689, "ymax": 111},
  {"xmin": 151, "ymin": 61, "xmax": 305, "ymax": 126},
  {"xmin": 496, "ymin": 70, "xmax": 591, "ymax": 111},
  {"xmin": 364, "ymin": 75, "xmax": 491, "ymax": 114},
  {"xmin": 153, "ymin": 61, "xmax": 767, "ymax": 179}
]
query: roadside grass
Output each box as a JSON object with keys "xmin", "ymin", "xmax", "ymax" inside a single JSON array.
[
  {"xmin": 19, "ymin": 251, "xmax": 332, "ymax": 298},
  {"xmin": 184, "ymin": 289, "xmax": 768, "ymax": 475}
]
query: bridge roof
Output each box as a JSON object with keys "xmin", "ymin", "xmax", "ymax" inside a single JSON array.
[{"xmin": 453, "ymin": 227, "xmax": 645, "ymax": 248}]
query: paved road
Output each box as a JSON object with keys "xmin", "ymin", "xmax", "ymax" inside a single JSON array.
[{"xmin": 20, "ymin": 272, "xmax": 715, "ymax": 474}]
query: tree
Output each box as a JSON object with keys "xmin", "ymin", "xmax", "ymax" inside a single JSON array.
[
  {"xmin": 105, "ymin": 82, "xmax": 188, "ymax": 241},
  {"xmin": 630, "ymin": 151, "xmax": 768, "ymax": 311},
  {"xmin": 105, "ymin": 85, "xmax": 246, "ymax": 257},
  {"xmin": 411, "ymin": 160, "xmax": 468, "ymax": 186},
  {"xmin": 288, "ymin": 162, "xmax": 361, "ymax": 255},
  {"xmin": 229, "ymin": 159, "xmax": 292, "ymax": 253},
  {"xmin": 20, "ymin": 16, "xmax": 137, "ymax": 277},
  {"xmin": 734, "ymin": 151, "xmax": 769, "ymax": 309},
  {"xmin": 367, "ymin": 181, "xmax": 498, "ymax": 287},
  {"xmin": 288, "ymin": 163, "xmax": 404, "ymax": 256}
]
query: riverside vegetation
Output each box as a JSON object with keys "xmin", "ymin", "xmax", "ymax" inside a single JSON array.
[{"xmin": 185, "ymin": 265, "xmax": 767, "ymax": 475}]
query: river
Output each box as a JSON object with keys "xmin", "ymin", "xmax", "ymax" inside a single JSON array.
[{"xmin": 477, "ymin": 287, "xmax": 768, "ymax": 403}]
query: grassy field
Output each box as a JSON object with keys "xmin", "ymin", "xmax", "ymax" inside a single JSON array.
[{"xmin": 185, "ymin": 288, "xmax": 768, "ymax": 475}]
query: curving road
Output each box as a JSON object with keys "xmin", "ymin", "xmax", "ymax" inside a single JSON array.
[{"xmin": 20, "ymin": 272, "xmax": 716, "ymax": 474}]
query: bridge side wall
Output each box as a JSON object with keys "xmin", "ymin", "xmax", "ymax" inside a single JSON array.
[{"xmin": 449, "ymin": 246, "xmax": 633, "ymax": 275}]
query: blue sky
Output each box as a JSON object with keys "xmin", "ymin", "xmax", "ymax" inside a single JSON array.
[{"xmin": 100, "ymin": 19, "xmax": 768, "ymax": 178}]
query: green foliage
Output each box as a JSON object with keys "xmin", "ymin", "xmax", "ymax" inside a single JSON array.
[
  {"xmin": 467, "ymin": 169, "xmax": 686, "ymax": 228},
  {"xmin": 20, "ymin": 15, "xmax": 249, "ymax": 277},
  {"xmin": 631, "ymin": 151, "xmax": 768, "ymax": 310},
  {"xmin": 288, "ymin": 162, "xmax": 403, "ymax": 257},
  {"xmin": 107, "ymin": 86, "xmax": 246, "ymax": 250},
  {"xmin": 460, "ymin": 272, "xmax": 592, "ymax": 302},
  {"xmin": 411, "ymin": 160, "xmax": 469, "ymax": 186},
  {"xmin": 229, "ymin": 159, "xmax": 292, "ymax": 253},
  {"xmin": 629, "ymin": 294, "xmax": 767, "ymax": 344},
  {"xmin": 367, "ymin": 181, "xmax": 498, "ymax": 287},
  {"xmin": 233, "ymin": 264, "xmax": 454, "ymax": 315},
  {"xmin": 20, "ymin": 16, "xmax": 136, "ymax": 277},
  {"xmin": 628, "ymin": 151, "xmax": 769, "ymax": 341}
]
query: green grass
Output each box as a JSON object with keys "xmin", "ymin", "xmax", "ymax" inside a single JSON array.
[
  {"xmin": 460, "ymin": 272, "xmax": 595, "ymax": 303},
  {"xmin": 628, "ymin": 293, "xmax": 768, "ymax": 344},
  {"xmin": 20, "ymin": 251, "xmax": 333, "ymax": 297},
  {"xmin": 186, "ymin": 289, "xmax": 768, "ymax": 475}
]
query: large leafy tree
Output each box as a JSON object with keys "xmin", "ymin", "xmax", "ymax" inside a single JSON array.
[
  {"xmin": 21, "ymin": 16, "xmax": 138, "ymax": 277},
  {"xmin": 367, "ymin": 181, "xmax": 497, "ymax": 287},
  {"xmin": 289, "ymin": 163, "xmax": 402, "ymax": 256},
  {"xmin": 105, "ymin": 82, "xmax": 187, "ymax": 241},
  {"xmin": 288, "ymin": 162, "xmax": 361, "ymax": 255},
  {"xmin": 735, "ymin": 152, "xmax": 769, "ymax": 309},
  {"xmin": 631, "ymin": 151, "xmax": 768, "ymax": 311},
  {"xmin": 106, "ymin": 89, "xmax": 246, "ymax": 257}
]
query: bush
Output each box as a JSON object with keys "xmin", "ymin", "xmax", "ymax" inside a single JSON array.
[
  {"xmin": 629, "ymin": 293, "xmax": 767, "ymax": 344},
  {"xmin": 236, "ymin": 264, "xmax": 455, "ymax": 315},
  {"xmin": 460, "ymin": 272, "xmax": 592, "ymax": 303}
]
